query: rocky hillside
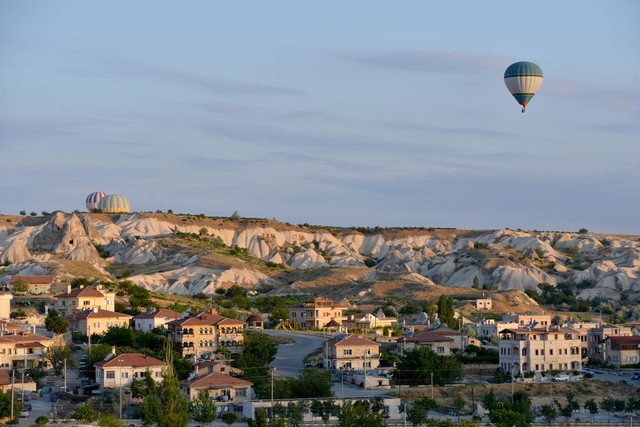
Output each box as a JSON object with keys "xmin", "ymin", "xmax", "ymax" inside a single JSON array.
[{"xmin": 1, "ymin": 212, "xmax": 638, "ymax": 303}]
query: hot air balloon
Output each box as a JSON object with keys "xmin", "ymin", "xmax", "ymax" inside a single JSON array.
[
  {"xmin": 504, "ymin": 61, "xmax": 543, "ymax": 113},
  {"xmin": 97, "ymin": 194, "xmax": 131, "ymax": 213},
  {"xmin": 86, "ymin": 192, "xmax": 107, "ymax": 211}
]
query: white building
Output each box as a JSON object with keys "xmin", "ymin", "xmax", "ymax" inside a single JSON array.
[
  {"xmin": 132, "ymin": 308, "xmax": 184, "ymax": 332},
  {"xmin": 94, "ymin": 350, "xmax": 167, "ymax": 388}
]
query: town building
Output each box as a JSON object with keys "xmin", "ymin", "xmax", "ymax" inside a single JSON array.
[
  {"xmin": 323, "ymin": 334, "xmax": 380, "ymax": 371},
  {"xmin": 586, "ymin": 323, "xmax": 632, "ymax": 361},
  {"xmin": 66, "ymin": 308, "xmax": 133, "ymax": 336},
  {"xmin": 502, "ymin": 313, "xmax": 552, "ymax": 328},
  {"xmin": 181, "ymin": 372, "xmax": 253, "ymax": 404},
  {"xmin": 167, "ymin": 309, "xmax": 245, "ymax": 360},
  {"xmin": 245, "ymin": 314, "xmax": 264, "ymax": 330},
  {"xmin": 194, "ymin": 360, "xmax": 242, "ymax": 377},
  {"xmin": 54, "ymin": 285, "xmax": 116, "ymax": 316},
  {"xmin": 475, "ymin": 298, "xmax": 492, "ymax": 310},
  {"xmin": 11, "ymin": 275, "xmax": 53, "ymax": 294},
  {"xmin": 288, "ymin": 297, "xmax": 348, "ymax": 329},
  {"xmin": 132, "ymin": 308, "xmax": 183, "ymax": 332},
  {"xmin": 94, "ymin": 350, "xmax": 167, "ymax": 388},
  {"xmin": 498, "ymin": 326, "xmax": 582, "ymax": 374},
  {"xmin": 0, "ymin": 331, "xmax": 55, "ymax": 369},
  {"xmin": 0, "ymin": 320, "xmax": 23, "ymax": 334},
  {"xmin": 604, "ymin": 336, "xmax": 640, "ymax": 367},
  {"xmin": 0, "ymin": 293, "xmax": 12, "ymax": 319},
  {"xmin": 473, "ymin": 318, "xmax": 519, "ymax": 340},
  {"xmin": 399, "ymin": 330, "xmax": 455, "ymax": 356},
  {"xmin": 341, "ymin": 311, "xmax": 397, "ymax": 334}
]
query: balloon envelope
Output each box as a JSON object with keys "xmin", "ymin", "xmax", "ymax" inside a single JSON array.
[
  {"xmin": 86, "ymin": 192, "xmax": 107, "ymax": 211},
  {"xmin": 504, "ymin": 61, "xmax": 543, "ymax": 112}
]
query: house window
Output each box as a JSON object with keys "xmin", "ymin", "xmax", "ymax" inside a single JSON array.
[
  {"xmin": 236, "ymin": 389, "xmax": 247, "ymax": 397},
  {"xmin": 343, "ymin": 349, "xmax": 352, "ymax": 356},
  {"xmin": 550, "ymin": 349, "xmax": 553, "ymax": 355},
  {"xmin": 436, "ymin": 347, "xmax": 445, "ymax": 354},
  {"xmin": 107, "ymin": 371, "xmax": 115, "ymax": 379},
  {"xmin": 155, "ymin": 371, "xmax": 161, "ymax": 378}
]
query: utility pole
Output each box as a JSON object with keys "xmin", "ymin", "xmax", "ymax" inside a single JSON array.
[
  {"xmin": 270, "ymin": 366, "xmax": 275, "ymax": 427},
  {"xmin": 431, "ymin": 371, "xmax": 434, "ymax": 399},
  {"xmin": 63, "ymin": 357, "xmax": 67, "ymax": 392},
  {"xmin": 10, "ymin": 370, "xmax": 14, "ymax": 420},
  {"xmin": 362, "ymin": 350, "xmax": 367, "ymax": 390}
]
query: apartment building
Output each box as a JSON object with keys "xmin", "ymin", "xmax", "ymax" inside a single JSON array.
[
  {"xmin": 0, "ymin": 293, "xmax": 12, "ymax": 319},
  {"xmin": 181, "ymin": 372, "xmax": 252, "ymax": 402},
  {"xmin": 498, "ymin": 326, "xmax": 582, "ymax": 374},
  {"xmin": 12, "ymin": 275, "xmax": 53, "ymax": 294},
  {"xmin": 95, "ymin": 351, "xmax": 167, "ymax": 388},
  {"xmin": 54, "ymin": 285, "xmax": 116, "ymax": 316},
  {"xmin": 167, "ymin": 309, "xmax": 245, "ymax": 360},
  {"xmin": 323, "ymin": 334, "xmax": 380, "ymax": 371},
  {"xmin": 288, "ymin": 297, "xmax": 348, "ymax": 329},
  {"xmin": 133, "ymin": 308, "xmax": 184, "ymax": 332},
  {"xmin": 342, "ymin": 312, "xmax": 397, "ymax": 333},
  {"xmin": 0, "ymin": 331, "xmax": 55, "ymax": 369},
  {"xmin": 604, "ymin": 336, "xmax": 640, "ymax": 367},
  {"xmin": 66, "ymin": 308, "xmax": 133, "ymax": 336},
  {"xmin": 502, "ymin": 313, "xmax": 552, "ymax": 328},
  {"xmin": 586, "ymin": 323, "xmax": 632, "ymax": 361}
]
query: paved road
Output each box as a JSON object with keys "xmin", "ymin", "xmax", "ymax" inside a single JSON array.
[{"xmin": 264, "ymin": 330, "xmax": 389, "ymax": 399}]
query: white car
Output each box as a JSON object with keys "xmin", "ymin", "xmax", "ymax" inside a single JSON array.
[{"xmin": 553, "ymin": 374, "xmax": 570, "ymax": 382}]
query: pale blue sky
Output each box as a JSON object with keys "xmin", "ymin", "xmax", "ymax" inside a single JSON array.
[{"xmin": 1, "ymin": 1, "xmax": 639, "ymax": 233}]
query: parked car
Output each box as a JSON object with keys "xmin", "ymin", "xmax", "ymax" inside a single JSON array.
[
  {"xmin": 631, "ymin": 374, "xmax": 640, "ymax": 380},
  {"xmin": 553, "ymin": 374, "xmax": 570, "ymax": 382},
  {"xmin": 19, "ymin": 409, "xmax": 29, "ymax": 418},
  {"xmin": 23, "ymin": 402, "xmax": 32, "ymax": 411}
]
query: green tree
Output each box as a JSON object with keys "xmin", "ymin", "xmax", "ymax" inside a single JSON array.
[
  {"xmin": 540, "ymin": 404, "xmax": 557, "ymax": 426},
  {"xmin": 488, "ymin": 408, "xmax": 528, "ymax": 427},
  {"xmin": 0, "ymin": 390, "xmax": 22, "ymax": 420},
  {"xmin": 248, "ymin": 409, "xmax": 269, "ymax": 427},
  {"xmin": 291, "ymin": 368, "xmax": 333, "ymax": 398},
  {"xmin": 338, "ymin": 400, "xmax": 386, "ymax": 427},
  {"xmin": 102, "ymin": 326, "xmax": 135, "ymax": 347},
  {"xmin": 11, "ymin": 279, "xmax": 29, "ymax": 294},
  {"xmin": 35, "ymin": 415, "xmax": 49, "ymax": 426},
  {"xmin": 584, "ymin": 399, "xmax": 598, "ymax": 422},
  {"xmin": 140, "ymin": 395, "xmax": 161, "ymax": 426},
  {"xmin": 45, "ymin": 315, "xmax": 69, "ymax": 335},
  {"xmin": 72, "ymin": 402, "xmax": 100, "ymax": 422},
  {"xmin": 44, "ymin": 343, "xmax": 75, "ymax": 374},
  {"xmin": 394, "ymin": 347, "xmax": 462, "ymax": 386},
  {"xmin": 407, "ymin": 396, "xmax": 437, "ymax": 426},
  {"xmin": 601, "ymin": 396, "xmax": 616, "ymax": 421},
  {"xmin": 221, "ymin": 412, "xmax": 238, "ymax": 425},
  {"xmin": 141, "ymin": 341, "xmax": 190, "ymax": 427},
  {"xmin": 437, "ymin": 295, "xmax": 456, "ymax": 327},
  {"xmin": 472, "ymin": 275, "xmax": 480, "ymax": 289},
  {"xmin": 189, "ymin": 391, "xmax": 217, "ymax": 427},
  {"xmin": 98, "ymin": 414, "xmax": 127, "ymax": 427}
]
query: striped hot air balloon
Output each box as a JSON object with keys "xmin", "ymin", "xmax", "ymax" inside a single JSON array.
[
  {"xmin": 504, "ymin": 61, "xmax": 543, "ymax": 113},
  {"xmin": 97, "ymin": 194, "xmax": 131, "ymax": 213},
  {"xmin": 86, "ymin": 192, "xmax": 107, "ymax": 211}
]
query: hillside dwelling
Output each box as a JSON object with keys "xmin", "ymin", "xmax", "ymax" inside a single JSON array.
[
  {"xmin": 167, "ymin": 309, "xmax": 246, "ymax": 360},
  {"xmin": 181, "ymin": 372, "xmax": 253, "ymax": 409},
  {"xmin": 65, "ymin": 308, "xmax": 133, "ymax": 336},
  {"xmin": 95, "ymin": 350, "xmax": 167, "ymax": 388},
  {"xmin": 475, "ymin": 298, "xmax": 492, "ymax": 310},
  {"xmin": 194, "ymin": 360, "xmax": 242, "ymax": 377},
  {"xmin": 604, "ymin": 336, "xmax": 640, "ymax": 367},
  {"xmin": 54, "ymin": 284, "xmax": 116, "ymax": 316},
  {"xmin": 12, "ymin": 275, "xmax": 53, "ymax": 294},
  {"xmin": 586, "ymin": 323, "xmax": 633, "ymax": 361},
  {"xmin": 133, "ymin": 308, "xmax": 183, "ymax": 332},
  {"xmin": 0, "ymin": 331, "xmax": 55, "ymax": 369},
  {"xmin": 341, "ymin": 311, "xmax": 397, "ymax": 334},
  {"xmin": 0, "ymin": 293, "xmax": 12, "ymax": 320},
  {"xmin": 502, "ymin": 313, "xmax": 552, "ymax": 328},
  {"xmin": 323, "ymin": 334, "xmax": 380, "ymax": 371},
  {"xmin": 288, "ymin": 297, "xmax": 348, "ymax": 329},
  {"xmin": 399, "ymin": 330, "xmax": 455, "ymax": 356},
  {"xmin": 245, "ymin": 314, "xmax": 264, "ymax": 330},
  {"xmin": 498, "ymin": 326, "xmax": 582, "ymax": 374},
  {"xmin": 0, "ymin": 369, "xmax": 9, "ymax": 391},
  {"xmin": 0, "ymin": 320, "xmax": 23, "ymax": 334},
  {"xmin": 473, "ymin": 319, "xmax": 519, "ymax": 341}
]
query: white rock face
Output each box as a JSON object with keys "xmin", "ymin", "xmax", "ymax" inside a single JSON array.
[{"xmin": 2, "ymin": 212, "xmax": 639, "ymax": 298}]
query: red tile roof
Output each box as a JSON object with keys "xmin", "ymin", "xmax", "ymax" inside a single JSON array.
[
  {"xmin": 133, "ymin": 308, "xmax": 183, "ymax": 320},
  {"xmin": 66, "ymin": 308, "xmax": 132, "ymax": 320},
  {"xmin": 607, "ymin": 336, "xmax": 640, "ymax": 345},
  {"xmin": 55, "ymin": 286, "xmax": 106, "ymax": 299},
  {"xmin": 95, "ymin": 353, "xmax": 166, "ymax": 368},
  {"xmin": 185, "ymin": 372, "xmax": 252, "ymax": 389},
  {"xmin": 167, "ymin": 311, "xmax": 244, "ymax": 327},
  {"xmin": 12, "ymin": 275, "xmax": 53, "ymax": 284},
  {"xmin": 326, "ymin": 334, "xmax": 377, "ymax": 347}
]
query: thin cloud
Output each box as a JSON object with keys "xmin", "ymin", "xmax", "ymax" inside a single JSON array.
[
  {"xmin": 377, "ymin": 119, "xmax": 516, "ymax": 137},
  {"xmin": 342, "ymin": 50, "xmax": 513, "ymax": 74}
]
